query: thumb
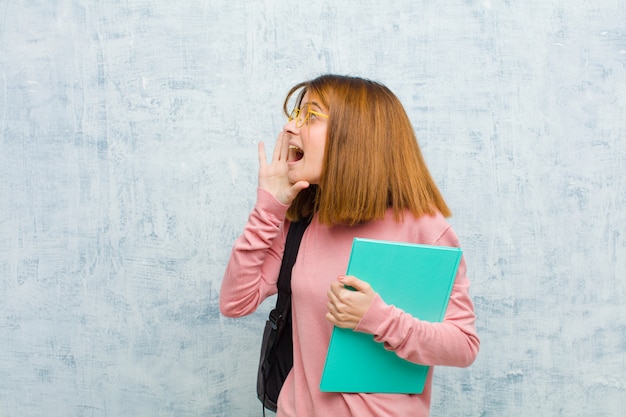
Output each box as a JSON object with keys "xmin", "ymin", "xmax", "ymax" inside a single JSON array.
[
  {"xmin": 339, "ymin": 275, "xmax": 369, "ymax": 292},
  {"xmin": 291, "ymin": 180, "xmax": 310, "ymax": 194},
  {"xmin": 281, "ymin": 181, "xmax": 309, "ymax": 205}
]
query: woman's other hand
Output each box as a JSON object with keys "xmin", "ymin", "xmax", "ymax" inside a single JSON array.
[{"xmin": 326, "ymin": 276, "xmax": 376, "ymax": 329}]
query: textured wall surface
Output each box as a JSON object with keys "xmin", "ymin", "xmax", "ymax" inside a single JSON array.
[{"xmin": 1, "ymin": 1, "xmax": 625, "ymax": 416}]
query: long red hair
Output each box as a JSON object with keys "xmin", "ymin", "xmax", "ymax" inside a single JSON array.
[{"xmin": 284, "ymin": 75, "xmax": 451, "ymax": 225}]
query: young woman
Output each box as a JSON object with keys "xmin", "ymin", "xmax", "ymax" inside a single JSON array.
[{"xmin": 220, "ymin": 74, "xmax": 479, "ymax": 417}]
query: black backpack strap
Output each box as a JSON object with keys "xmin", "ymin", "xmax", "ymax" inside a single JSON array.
[
  {"xmin": 268, "ymin": 218, "xmax": 311, "ymax": 333},
  {"xmin": 275, "ymin": 217, "xmax": 311, "ymax": 316},
  {"xmin": 260, "ymin": 217, "xmax": 311, "ymax": 414}
]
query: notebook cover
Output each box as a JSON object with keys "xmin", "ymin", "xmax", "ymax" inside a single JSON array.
[{"xmin": 319, "ymin": 238, "xmax": 462, "ymax": 394}]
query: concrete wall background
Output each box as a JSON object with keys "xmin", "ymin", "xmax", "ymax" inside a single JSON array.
[{"xmin": 1, "ymin": 1, "xmax": 624, "ymax": 416}]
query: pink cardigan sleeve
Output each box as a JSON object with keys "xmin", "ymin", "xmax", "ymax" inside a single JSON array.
[
  {"xmin": 354, "ymin": 226, "xmax": 480, "ymax": 368},
  {"xmin": 219, "ymin": 188, "xmax": 290, "ymax": 318}
]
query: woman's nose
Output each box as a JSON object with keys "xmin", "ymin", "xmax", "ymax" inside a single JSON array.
[{"xmin": 283, "ymin": 118, "xmax": 299, "ymax": 134}]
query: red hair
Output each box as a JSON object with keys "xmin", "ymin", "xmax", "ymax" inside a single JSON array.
[{"xmin": 284, "ymin": 75, "xmax": 451, "ymax": 225}]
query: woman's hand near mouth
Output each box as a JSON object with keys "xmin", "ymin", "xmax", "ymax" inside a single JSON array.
[{"xmin": 258, "ymin": 131, "xmax": 310, "ymax": 205}]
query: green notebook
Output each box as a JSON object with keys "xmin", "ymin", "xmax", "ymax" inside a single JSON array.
[{"xmin": 319, "ymin": 238, "xmax": 462, "ymax": 394}]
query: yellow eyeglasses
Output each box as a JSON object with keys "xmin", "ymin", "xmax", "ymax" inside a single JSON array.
[{"xmin": 288, "ymin": 107, "xmax": 329, "ymax": 128}]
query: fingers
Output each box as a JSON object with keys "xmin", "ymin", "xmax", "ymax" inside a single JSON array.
[
  {"xmin": 328, "ymin": 279, "xmax": 357, "ymax": 302},
  {"xmin": 270, "ymin": 131, "xmax": 290, "ymax": 162},
  {"xmin": 258, "ymin": 141, "xmax": 267, "ymax": 167},
  {"xmin": 259, "ymin": 131, "xmax": 287, "ymax": 167},
  {"xmin": 260, "ymin": 131, "xmax": 293, "ymax": 169},
  {"xmin": 326, "ymin": 291, "xmax": 360, "ymax": 329},
  {"xmin": 326, "ymin": 282, "xmax": 353, "ymax": 320},
  {"xmin": 337, "ymin": 275, "xmax": 370, "ymax": 291},
  {"xmin": 279, "ymin": 131, "xmax": 289, "ymax": 161},
  {"xmin": 271, "ymin": 131, "xmax": 282, "ymax": 161},
  {"xmin": 327, "ymin": 282, "xmax": 342, "ymax": 305},
  {"xmin": 326, "ymin": 276, "xmax": 376, "ymax": 329},
  {"xmin": 326, "ymin": 295, "xmax": 352, "ymax": 329}
]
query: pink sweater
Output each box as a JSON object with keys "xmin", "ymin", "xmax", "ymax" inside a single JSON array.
[{"xmin": 220, "ymin": 189, "xmax": 480, "ymax": 417}]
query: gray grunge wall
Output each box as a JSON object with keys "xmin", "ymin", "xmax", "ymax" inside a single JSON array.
[{"xmin": 1, "ymin": 1, "xmax": 624, "ymax": 416}]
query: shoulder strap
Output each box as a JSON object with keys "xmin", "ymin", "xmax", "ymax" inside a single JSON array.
[
  {"xmin": 259, "ymin": 217, "xmax": 311, "ymax": 415},
  {"xmin": 274, "ymin": 218, "xmax": 311, "ymax": 317}
]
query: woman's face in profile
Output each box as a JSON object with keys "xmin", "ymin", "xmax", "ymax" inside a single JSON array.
[{"xmin": 284, "ymin": 92, "xmax": 329, "ymax": 185}]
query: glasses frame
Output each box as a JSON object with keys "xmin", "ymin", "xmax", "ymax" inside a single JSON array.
[{"xmin": 288, "ymin": 107, "xmax": 329, "ymax": 128}]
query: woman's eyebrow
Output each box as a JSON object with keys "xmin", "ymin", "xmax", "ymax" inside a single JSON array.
[{"xmin": 301, "ymin": 101, "xmax": 324, "ymax": 111}]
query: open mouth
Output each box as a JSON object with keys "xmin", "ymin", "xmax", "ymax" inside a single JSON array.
[{"xmin": 288, "ymin": 145, "xmax": 304, "ymax": 162}]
